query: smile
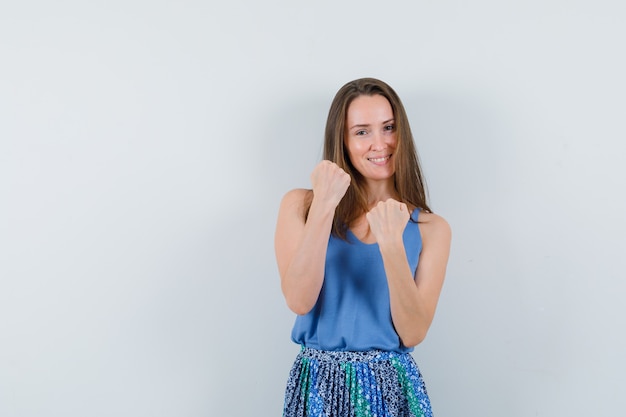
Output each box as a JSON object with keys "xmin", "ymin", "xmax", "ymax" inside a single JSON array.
[{"xmin": 367, "ymin": 155, "xmax": 392, "ymax": 163}]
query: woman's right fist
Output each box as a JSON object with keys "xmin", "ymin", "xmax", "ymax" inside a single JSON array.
[{"xmin": 310, "ymin": 160, "xmax": 351, "ymax": 207}]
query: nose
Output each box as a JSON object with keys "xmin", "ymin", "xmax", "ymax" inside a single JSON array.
[{"xmin": 371, "ymin": 131, "xmax": 387, "ymax": 151}]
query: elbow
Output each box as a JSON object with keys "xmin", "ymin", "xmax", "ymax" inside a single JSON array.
[
  {"xmin": 283, "ymin": 292, "xmax": 315, "ymax": 315},
  {"xmin": 401, "ymin": 330, "xmax": 428, "ymax": 349},
  {"xmin": 282, "ymin": 281, "xmax": 317, "ymax": 315},
  {"xmin": 286, "ymin": 300, "xmax": 314, "ymax": 316}
]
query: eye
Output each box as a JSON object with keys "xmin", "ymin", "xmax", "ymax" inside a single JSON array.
[
  {"xmin": 355, "ymin": 130, "xmax": 367, "ymax": 136},
  {"xmin": 384, "ymin": 124, "xmax": 395, "ymax": 131}
]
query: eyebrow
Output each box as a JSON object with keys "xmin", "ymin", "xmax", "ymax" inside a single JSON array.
[{"xmin": 348, "ymin": 118, "xmax": 395, "ymax": 130}]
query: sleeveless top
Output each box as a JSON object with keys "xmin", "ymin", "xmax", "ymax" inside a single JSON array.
[{"xmin": 291, "ymin": 209, "xmax": 422, "ymax": 353}]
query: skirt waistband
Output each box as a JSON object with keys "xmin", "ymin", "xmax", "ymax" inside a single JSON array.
[{"xmin": 299, "ymin": 346, "xmax": 409, "ymax": 363}]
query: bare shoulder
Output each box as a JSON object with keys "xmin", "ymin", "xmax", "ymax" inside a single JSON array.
[
  {"xmin": 418, "ymin": 212, "xmax": 452, "ymax": 243},
  {"xmin": 281, "ymin": 188, "xmax": 311, "ymax": 204},
  {"xmin": 279, "ymin": 188, "xmax": 313, "ymax": 221},
  {"xmin": 280, "ymin": 188, "xmax": 312, "ymax": 210}
]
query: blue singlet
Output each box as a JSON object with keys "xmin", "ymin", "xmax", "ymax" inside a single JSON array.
[{"xmin": 291, "ymin": 209, "xmax": 422, "ymax": 353}]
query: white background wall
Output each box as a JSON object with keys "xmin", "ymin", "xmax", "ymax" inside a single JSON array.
[{"xmin": 1, "ymin": 1, "xmax": 625, "ymax": 416}]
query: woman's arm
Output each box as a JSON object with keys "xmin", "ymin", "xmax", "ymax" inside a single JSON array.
[
  {"xmin": 274, "ymin": 161, "xmax": 350, "ymax": 315},
  {"xmin": 367, "ymin": 202, "xmax": 451, "ymax": 347}
]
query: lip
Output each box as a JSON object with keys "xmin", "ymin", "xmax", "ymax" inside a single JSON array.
[{"xmin": 367, "ymin": 154, "xmax": 392, "ymax": 165}]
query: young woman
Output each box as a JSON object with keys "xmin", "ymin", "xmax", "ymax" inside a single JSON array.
[{"xmin": 275, "ymin": 78, "xmax": 451, "ymax": 417}]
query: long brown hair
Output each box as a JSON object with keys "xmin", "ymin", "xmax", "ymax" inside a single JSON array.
[{"xmin": 308, "ymin": 78, "xmax": 431, "ymax": 239}]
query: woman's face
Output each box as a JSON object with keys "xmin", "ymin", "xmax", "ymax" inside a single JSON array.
[{"xmin": 344, "ymin": 94, "xmax": 397, "ymax": 183}]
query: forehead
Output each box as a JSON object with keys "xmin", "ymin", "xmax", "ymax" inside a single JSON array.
[{"xmin": 346, "ymin": 94, "xmax": 394, "ymax": 124}]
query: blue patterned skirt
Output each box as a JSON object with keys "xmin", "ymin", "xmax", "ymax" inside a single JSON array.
[{"xmin": 283, "ymin": 347, "xmax": 433, "ymax": 417}]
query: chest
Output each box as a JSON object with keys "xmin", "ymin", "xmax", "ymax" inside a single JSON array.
[{"xmin": 348, "ymin": 216, "xmax": 376, "ymax": 244}]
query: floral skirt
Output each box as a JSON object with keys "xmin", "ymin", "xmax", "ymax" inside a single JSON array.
[{"xmin": 283, "ymin": 347, "xmax": 433, "ymax": 417}]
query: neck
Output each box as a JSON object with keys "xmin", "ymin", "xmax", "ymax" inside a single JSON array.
[{"xmin": 364, "ymin": 179, "xmax": 398, "ymax": 207}]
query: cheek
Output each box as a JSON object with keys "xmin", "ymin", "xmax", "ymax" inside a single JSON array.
[{"xmin": 346, "ymin": 139, "xmax": 364, "ymax": 156}]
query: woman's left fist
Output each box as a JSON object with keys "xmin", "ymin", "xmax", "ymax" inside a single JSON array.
[{"xmin": 366, "ymin": 199, "xmax": 410, "ymax": 244}]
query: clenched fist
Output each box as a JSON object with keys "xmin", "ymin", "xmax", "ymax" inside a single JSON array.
[
  {"xmin": 310, "ymin": 160, "xmax": 351, "ymax": 208},
  {"xmin": 366, "ymin": 199, "xmax": 410, "ymax": 244}
]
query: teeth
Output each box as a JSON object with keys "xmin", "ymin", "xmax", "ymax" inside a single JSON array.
[{"xmin": 369, "ymin": 156, "xmax": 389, "ymax": 163}]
